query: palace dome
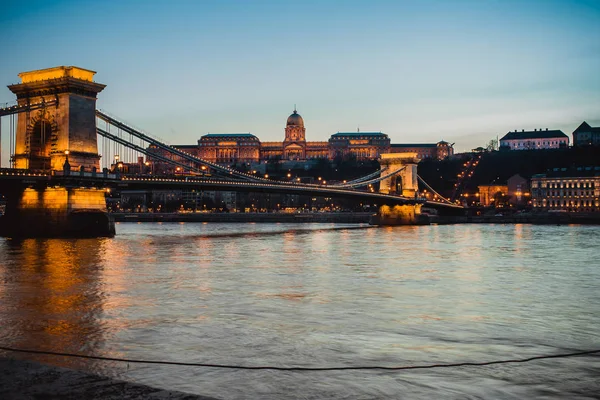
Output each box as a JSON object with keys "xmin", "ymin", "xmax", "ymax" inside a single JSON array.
[{"xmin": 286, "ymin": 109, "xmax": 304, "ymax": 127}]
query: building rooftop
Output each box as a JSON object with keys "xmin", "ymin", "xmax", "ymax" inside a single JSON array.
[
  {"xmin": 201, "ymin": 133, "xmax": 258, "ymax": 139},
  {"xmin": 331, "ymin": 132, "xmax": 386, "ymax": 137},
  {"xmin": 573, "ymin": 121, "xmax": 600, "ymax": 133},
  {"xmin": 391, "ymin": 143, "xmax": 437, "ymax": 148},
  {"xmin": 500, "ymin": 129, "xmax": 567, "ymax": 141},
  {"xmin": 533, "ymin": 166, "xmax": 600, "ymax": 178}
]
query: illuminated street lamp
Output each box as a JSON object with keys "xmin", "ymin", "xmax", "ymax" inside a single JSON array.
[{"xmin": 63, "ymin": 150, "xmax": 71, "ymax": 173}]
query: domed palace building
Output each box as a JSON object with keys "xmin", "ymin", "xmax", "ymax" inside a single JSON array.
[{"xmin": 168, "ymin": 109, "xmax": 453, "ymax": 165}]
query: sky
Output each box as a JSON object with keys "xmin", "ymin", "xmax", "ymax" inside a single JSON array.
[{"xmin": 1, "ymin": 0, "xmax": 599, "ymax": 164}]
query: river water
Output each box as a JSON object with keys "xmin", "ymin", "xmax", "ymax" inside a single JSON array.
[{"xmin": 0, "ymin": 222, "xmax": 599, "ymax": 399}]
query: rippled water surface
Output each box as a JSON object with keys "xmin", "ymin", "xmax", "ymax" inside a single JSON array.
[{"xmin": 1, "ymin": 222, "xmax": 599, "ymax": 399}]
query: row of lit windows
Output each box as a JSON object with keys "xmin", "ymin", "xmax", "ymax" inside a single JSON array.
[
  {"xmin": 545, "ymin": 200, "xmax": 598, "ymax": 207},
  {"xmin": 546, "ymin": 181, "xmax": 595, "ymax": 189},
  {"xmin": 545, "ymin": 191, "xmax": 596, "ymax": 197},
  {"xmin": 509, "ymin": 140, "xmax": 566, "ymax": 148}
]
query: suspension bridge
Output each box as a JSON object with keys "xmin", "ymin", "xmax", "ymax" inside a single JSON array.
[{"xmin": 0, "ymin": 66, "xmax": 462, "ymax": 237}]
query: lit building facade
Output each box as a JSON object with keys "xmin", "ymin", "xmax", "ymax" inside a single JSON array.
[
  {"xmin": 531, "ymin": 167, "xmax": 600, "ymax": 212},
  {"xmin": 390, "ymin": 141, "xmax": 454, "ymax": 159},
  {"xmin": 148, "ymin": 109, "xmax": 453, "ymax": 167},
  {"xmin": 507, "ymin": 174, "xmax": 530, "ymax": 206},
  {"xmin": 198, "ymin": 133, "xmax": 261, "ymax": 163},
  {"xmin": 499, "ymin": 129, "xmax": 569, "ymax": 150},
  {"xmin": 328, "ymin": 132, "xmax": 390, "ymax": 160},
  {"xmin": 477, "ymin": 184, "xmax": 508, "ymax": 206},
  {"xmin": 572, "ymin": 121, "xmax": 600, "ymax": 147}
]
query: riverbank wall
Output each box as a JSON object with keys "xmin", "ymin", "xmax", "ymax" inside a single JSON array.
[
  {"xmin": 112, "ymin": 212, "xmax": 373, "ymax": 223},
  {"xmin": 111, "ymin": 211, "xmax": 600, "ymax": 225},
  {"xmin": 433, "ymin": 212, "xmax": 600, "ymax": 225}
]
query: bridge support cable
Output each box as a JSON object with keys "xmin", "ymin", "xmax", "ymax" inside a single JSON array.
[
  {"xmin": 335, "ymin": 166, "xmax": 407, "ymax": 189},
  {"xmin": 96, "ymin": 110, "xmax": 269, "ymax": 183},
  {"xmin": 97, "ymin": 127, "xmax": 247, "ymax": 181},
  {"xmin": 98, "ymin": 127, "xmax": 210, "ymax": 177},
  {"xmin": 417, "ymin": 175, "xmax": 454, "ymax": 205},
  {"xmin": 97, "ymin": 127, "xmax": 205, "ymax": 177},
  {"xmin": 337, "ymin": 167, "xmax": 389, "ymax": 186},
  {"xmin": 10, "ymin": 113, "xmax": 15, "ymax": 168}
]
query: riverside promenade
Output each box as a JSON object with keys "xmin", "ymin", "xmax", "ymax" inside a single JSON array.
[{"xmin": 0, "ymin": 358, "xmax": 217, "ymax": 400}]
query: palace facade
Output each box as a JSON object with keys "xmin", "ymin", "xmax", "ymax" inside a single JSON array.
[{"xmin": 150, "ymin": 109, "xmax": 453, "ymax": 166}]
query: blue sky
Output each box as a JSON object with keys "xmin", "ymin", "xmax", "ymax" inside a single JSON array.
[{"xmin": 1, "ymin": 0, "xmax": 599, "ymax": 163}]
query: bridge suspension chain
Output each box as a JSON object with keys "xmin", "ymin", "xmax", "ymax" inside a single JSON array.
[
  {"xmin": 97, "ymin": 127, "xmax": 248, "ymax": 181},
  {"xmin": 96, "ymin": 110, "xmax": 269, "ymax": 183},
  {"xmin": 335, "ymin": 166, "xmax": 407, "ymax": 189},
  {"xmin": 338, "ymin": 167, "xmax": 389, "ymax": 186}
]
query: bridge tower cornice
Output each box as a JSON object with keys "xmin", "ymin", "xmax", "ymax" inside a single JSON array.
[{"xmin": 9, "ymin": 77, "xmax": 106, "ymax": 100}]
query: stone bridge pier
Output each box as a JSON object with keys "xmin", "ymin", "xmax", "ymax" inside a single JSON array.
[
  {"xmin": 371, "ymin": 153, "xmax": 429, "ymax": 225},
  {"xmin": 0, "ymin": 185, "xmax": 115, "ymax": 238}
]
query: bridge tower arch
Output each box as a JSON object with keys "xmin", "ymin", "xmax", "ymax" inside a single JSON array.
[{"xmin": 8, "ymin": 66, "xmax": 105, "ymax": 171}]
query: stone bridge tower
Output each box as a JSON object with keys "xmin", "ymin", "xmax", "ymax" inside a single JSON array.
[
  {"xmin": 371, "ymin": 153, "xmax": 428, "ymax": 225},
  {"xmin": 379, "ymin": 153, "xmax": 420, "ymax": 197},
  {"xmin": 8, "ymin": 66, "xmax": 105, "ymax": 171}
]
